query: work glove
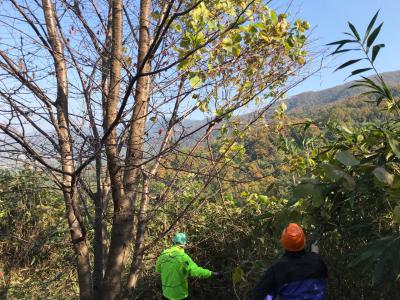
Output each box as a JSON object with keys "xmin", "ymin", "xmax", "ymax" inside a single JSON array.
[
  {"xmin": 213, "ymin": 271, "xmax": 223, "ymax": 279},
  {"xmin": 311, "ymin": 241, "xmax": 319, "ymax": 254}
]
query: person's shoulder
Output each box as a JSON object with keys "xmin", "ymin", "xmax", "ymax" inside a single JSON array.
[
  {"xmin": 261, "ymin": 255, "xmax": 293, "ymax": 278},
  {"xmin": 158, "ymin": 246, "xmax": 179, "ymax": 257},
  {"xmin": 307, "ymin": 252, "xmax": 327, "ymax": 272},
  {"xmin": 270, "ymin": 255, "xmax": 290, "ymax": 269},
  {"xmin": 159, "ymin": 247, "xmax": 187, "ymax": 261},
  {"xmin": 307, "ymin": 251, "xmax": 325, "ymax": 262},
  {"xmin": 172, "ymin": 247, "xmax": 190, "ymax": 259}
]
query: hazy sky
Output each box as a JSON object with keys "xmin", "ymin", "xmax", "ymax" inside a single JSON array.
[{"xmin": 286, "ymin": 0, "xmax": 400, "ymax": 95}]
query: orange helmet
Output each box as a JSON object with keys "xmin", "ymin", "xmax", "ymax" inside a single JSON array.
[{"xmin": 280, "ymin": 223, "xmax": 306, "ymax": 252}]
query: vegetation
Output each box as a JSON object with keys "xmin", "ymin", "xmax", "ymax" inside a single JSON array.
[{"xmin": 0, "ymin": 2, "xmax": 399, "ymax": 300}]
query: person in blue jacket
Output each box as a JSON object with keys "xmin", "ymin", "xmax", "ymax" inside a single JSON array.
[{"xmin": 252, "ymin": 223, "xmax": 327, "ymax": 300}]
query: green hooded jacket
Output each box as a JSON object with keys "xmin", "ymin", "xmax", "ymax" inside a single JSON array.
[{"xmin": 156, "ymin": 246, "xmax": 213, "ymax": 300}]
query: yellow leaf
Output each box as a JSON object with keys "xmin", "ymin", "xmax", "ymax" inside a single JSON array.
[{"xmin": 232, "ymin": 267, "xmax": 244, "ymax": 284}]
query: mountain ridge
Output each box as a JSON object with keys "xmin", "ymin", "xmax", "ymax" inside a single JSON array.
[{"xmin": 285, "ymin": 70, "xmax": 400, "ymax": 112}]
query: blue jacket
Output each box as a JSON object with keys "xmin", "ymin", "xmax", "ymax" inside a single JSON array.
[{"xmin": 252, "ymin": 250, "xmax": 327, "ymax": 300}]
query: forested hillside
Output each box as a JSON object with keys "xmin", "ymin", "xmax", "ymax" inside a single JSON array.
[{"xmin": 2, "ymin": 75, "xmax": 399, "ymax": 299}]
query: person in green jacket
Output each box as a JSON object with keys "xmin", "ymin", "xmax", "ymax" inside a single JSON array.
[{"xmin": 156, "ymin": 233, "xmax": 222, "ymax": 300}]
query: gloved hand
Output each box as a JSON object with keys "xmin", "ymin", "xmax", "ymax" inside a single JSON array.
[
  {"xmin": 213, "ymin": 271, "xmax": 223, "ymax": 279},
  {"xmin": 311, "ymin": 241, "xmax": 319, "ymax": 254}
]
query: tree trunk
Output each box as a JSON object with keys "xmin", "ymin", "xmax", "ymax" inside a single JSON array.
[
  {"xmin": 92, "ymin": 4, "xmax": 113, "ymax": 299},
  {"xmin": 124, "ymin": 175, "xmax": 150, "ymax": 296},
  {"xmin": 65, "ymin": 189, "xmax": 94, "ymax": 300},
  {"xmin": 102, "ymin": 0, "xmax": 130, "ymax": 299},
  {"xmin": 121, "ymin": 0, "xmax": 152, "ymax": 294},
  {"xmin": 42, "ymin": 0, "xmax": 93, "ymax": 299},
  {"xmin": 124, "ymin": 78, "xmax": 184, "ymax": 297},
  {"xmin": 93, "ymin": 170, "xmax": 105, "ymax": 299}
]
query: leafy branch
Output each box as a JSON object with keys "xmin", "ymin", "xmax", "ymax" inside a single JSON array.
[{"xmin": 327, "ymin": 10, "xmax": 399, "ymax": 111}]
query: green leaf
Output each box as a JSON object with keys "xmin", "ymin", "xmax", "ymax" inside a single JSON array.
[
  {"xmin": 360, "ymin": 91, "xmax": 380, "ymax": 97},
  {"xmin": 293, "ymin": 183, "xmax": 313, "ymax": 199},
  {"xmin": 322, "ymin": 164, "xmax": 346, "ymax": 180},
  {"xmin": 292, "ymin": 183, "xmax": 324, "ymax": 207},
  {"xmin": 363, "ymin": 10, "xmax": 380, "ymax": 45},
  {"xmin": 322, "ymin": 164, "xmax": 355, "ymax": 191},
  {"xmin": 270, "ymin": 10, "xmax": 278, "ymax": 24},
  {"xmin": 328, "ymin": 48, "xmax": 357, "ymax": 56},
  {"xmin": 372, "ymin": 259, "xmax": 386, "ymax": 286},
  {"xmin": 339, "ymin": 124, "xmax": 353, "ymax": 134},
  {"xmin": 348, "ymin": 22, "xmax": 360, "ymax": 40},
  {"xmin": 335, "ymin": 150, "xmax": 360, "ymax": 166},
  {"xmin": 359, "ymin": 76, "xmax": 385, "ymax": 94},
  {"xmin": 385, "ymin": 133, "xmax": 400, "ymax": 158},
  {"xmin": 326, "ymin": 39, "xmax": 356, "ymax": 46},
  {"xmin": 348, "ymin": 247, "xmax": 376, "ymax": 268},
  {"xmin": 172, "ymin": 22, "xmax": 181, "ymax": 32},
  {"xmin": 189, "ymin": 75, "xmax": 202, "ymax": 88},
  {"xmin": 258, "ymin": 195, "xmax": 269, "ymax": 203},
  {"xmin": 342, "ymin": 174, "xmax": 356, "ymax": 191},
  {"xmin": 222, "ymin": 37, "xmax": 232, "ymax": 48},
  {"xmin": 232, "ymin": 267, "xmax": 244, "ymax": 284},
  {"xmin": 232, "ymin": 46, "xmax": 241, "ymax": 56},
  {"xmin": 376, "ymin": 96, "xmax": 385, "ymax": 106},
  {"xmin": 367, "ymin": 22, "xmax": 383, "ymax": 48},
  {"xmin": 347, "ymin": 68, "xmax": 373, "ymax": 79},
  {"xmin": 335, "ymin": 59, "xmax": 363, "ymax": 72},
  {"xmin": 393, "ymin": 205, "xmax": 400, "ymax": 224},
  {"xmin": 348, "ymin": 235, "xmax": 395, "ymax": 268},
  {"xmin": 198, "ymin": 100, "xmax": 208, "ymax": 112},
  {"xmin": 373, "ymin": 167, "xmax": 394, "ymax": 185},
  {"xmin": 372, "ymin": 44, "xmax": 385, "ymax": 62}
]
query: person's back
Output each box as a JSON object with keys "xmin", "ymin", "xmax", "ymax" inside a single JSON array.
[
  {"xmin": 156, "ymin": 246, "xmax": 191, "ymax": 299},
  {"xmin": 156, "ymin": 233, "xmax": 218, "ymax": 300},
  {"xmin": 252, "ymin": 223, "xmax": 327, "ymax": 300}
]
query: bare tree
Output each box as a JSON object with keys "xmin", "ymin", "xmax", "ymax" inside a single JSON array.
[{"xmin": 0, "ymin": 0, "xmax": 310, "ymax": 299}]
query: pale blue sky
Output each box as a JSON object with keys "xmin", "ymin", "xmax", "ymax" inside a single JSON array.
[{"xmin": 288, "ymin": 0, "xmax": 400, "ymax": 95}]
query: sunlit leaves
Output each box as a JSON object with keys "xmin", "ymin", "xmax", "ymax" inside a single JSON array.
[
  {"xmin": 191, "ymin": 2, "xmax": 210, "ymax": 23},
  {"xmin": 221, "ymin": 34, "xmax": 242, "ymax": 56},
  {"xmin": 172, "ymin": 0, "xmax": 309, "ymax": 122},
  {"xmin": 270, "ymin": 9, "xmax": 277, "ymax": 24},
  {"xmin": 295, "ymin": 19, "xmax": 310, "ymax": 33},
  {"xmin": 189, "ymin": 74, "xmax": 203, "ymax": 88},
  {"xmin": 197, "ymin": 99, "xmax": 210, "ymax": 112}
]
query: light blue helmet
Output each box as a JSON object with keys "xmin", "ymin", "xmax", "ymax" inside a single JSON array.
[{"xmin": 172, "ymin": 232, "xmax": 187, "ymax": 245}]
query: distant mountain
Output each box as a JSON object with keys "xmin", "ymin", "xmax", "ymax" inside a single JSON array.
[
  {"xmin": 175, "ymin": 70, "xmax": 400, "ymax": 145},
  {"xmin": 286, "ymin": 70, "xmax": 400, "ymax": 112}
]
